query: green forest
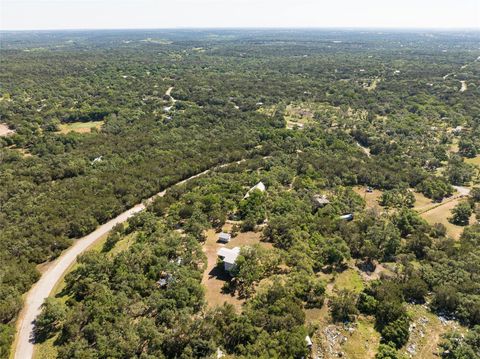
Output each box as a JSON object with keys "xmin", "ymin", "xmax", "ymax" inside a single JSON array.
[{"xmin": 1, "ymin": 29, "xmax": 480, "ymax": 358}]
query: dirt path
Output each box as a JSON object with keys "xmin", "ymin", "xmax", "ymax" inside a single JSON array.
[
  {"xmin": 165, "ymin": 86, "xmax": 177, "ymax": 103},
  {"xmin": 13, "ymin": 159, "xmax": 245, "ymax": 359},
  {"xmin": 356, "ymin": 142, "xmax": 371, "ymax": 157}
]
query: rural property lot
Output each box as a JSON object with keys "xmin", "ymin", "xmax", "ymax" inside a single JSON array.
[{"xmin": 202, "ymin": 225, "xmax": 272, "ymax": 311}]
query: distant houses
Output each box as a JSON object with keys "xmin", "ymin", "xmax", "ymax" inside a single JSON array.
[
  {"xmin": 244, "ymin": 181, "xmax": 266, "ymax": 199},
  {"xmin": 218, "ymin": 232, "xmax": 231, "ymax": 243},
  {"xmin": 217, "ymin": 247, "xmax": 240, "ymax": 272}
]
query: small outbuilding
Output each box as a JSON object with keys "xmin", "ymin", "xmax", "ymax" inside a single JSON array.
[
  {"xmin": 218, "ymin": 232, "xmax": 232, "ymax": 243},
  {"xmin": 339, "ymin": 213, "xmax": 354, "ymax": 221},
  {"xmin": 217, "ymin": 247, "xmax": 240, "ymax": 272}
]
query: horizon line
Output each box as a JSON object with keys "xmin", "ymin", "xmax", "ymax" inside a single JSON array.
[{"xmin": 1, "ymin": 26, "xmax": 480, "ymax": 32}]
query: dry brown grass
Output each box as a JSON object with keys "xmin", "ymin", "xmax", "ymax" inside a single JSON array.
[
  {"xmin": 465, "ymin": 155, "xmax": 480, "ymax": 167},
  {"xmin": 419, "ymin": 197, "xmax": 474, "ymax": 240},
  {"xmin": 353, "ymin": 186, "xmax": 383, "ymax": 211},
  {"xmin": 414, "ymin": 192, "xmax": 434, "ymax": 212}
]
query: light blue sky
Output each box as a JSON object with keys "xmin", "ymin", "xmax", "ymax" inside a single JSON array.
[{"xmin": 1, "ymin": 0, "xmax": 479, "ymax": 30}]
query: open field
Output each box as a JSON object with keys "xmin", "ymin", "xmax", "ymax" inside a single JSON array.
[
  {"xmin": 413, "ymin": 191, "xmax": 434, "ymax": 212},
  {"xmin": 364, "ymin": 78, "xmax": 380, "ymax": 91},
  {"xmin": 448, "ymin": 137, "xmax": 459, "ymax": 153},
  {"xmin": 258, "ymin": 101, "xmax": 357, "ymax": 130},
  {"xmin": 284, "ymin": 103, "xmax": 314, "ymax": 129},
  {"xmin": 419, "ymin": 197, "xmax": 472, "ymax": 240},
  {"xmin": 332, "ymin": 268, "xmax": 364, "ymax": 293},
  {"xmin": 57, "ymin": 121, "xmax": 103, "ymax": 134}
]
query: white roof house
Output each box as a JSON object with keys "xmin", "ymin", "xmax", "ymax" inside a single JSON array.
[
  {"xmin": 218, "ymin": 232, "xmax": 231, "ymax": 243},
  {"xmin": 244, "ymin": 181, "xmax": 266, "ymax": 199},
  {"xmin": 217, "ymin": 247, "xmax": 240, "ymax": 272}
]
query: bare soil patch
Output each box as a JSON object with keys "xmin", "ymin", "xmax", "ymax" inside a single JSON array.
[{"xmin": 0, "ymin": 123, "xmax": 14, "ymax": 137}]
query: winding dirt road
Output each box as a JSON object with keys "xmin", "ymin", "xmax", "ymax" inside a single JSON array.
[{"xmin": 14, "ymin": 160, "xmax": 245, "ymax": 359}]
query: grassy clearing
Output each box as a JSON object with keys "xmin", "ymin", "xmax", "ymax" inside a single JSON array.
[
  {"xmin": 107, "ymin": 232, "xmax": 136, "ymax": 258},
  {"xmin": 58, "ymin": 121, "xmax": 103, "ymax": 134},
  {"xmin": 364, "ymin": 78, "xmax": 380, "ymax": 91},
  {"xmin": 258, "ymin": 101, "xmax": 359, "ymax": 130},
  {"xmin": 332, "ymin": 268, "xmax": 364, "ymax": 293},
  {"xmin": 449, "ymin": 137, "xmax": 459, "ymax": 153},
  {"xmin": 353, "ymin": 186, "xmax": 383, "ymax": 211},
  {"xmin": 34, "ymin": 334, "xmax": 58, "ymax": 359},
  {"xmin": 419, "ymin": 197, "xmax": 472, "ymax": 240},
  {"xmin": 284, "ymin": 104, "xmax": 314, "ymax": 129},
  {"xmin": 413, "ymin": 192, "xmax": 434, "ymax": 212}
]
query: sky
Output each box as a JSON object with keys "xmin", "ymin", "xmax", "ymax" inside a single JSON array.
[{"xmin": 1, "ymin": 0, "xmax": 479, "ymax": 31}]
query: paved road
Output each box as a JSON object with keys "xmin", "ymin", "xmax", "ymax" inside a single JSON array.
[{"xmin": 14, "ymin": 160, "xmax": 244, "ymax": 359}]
